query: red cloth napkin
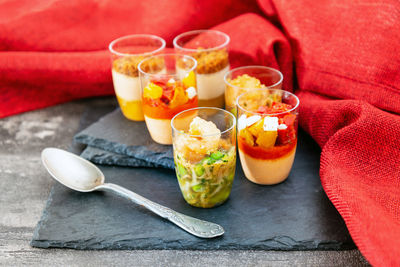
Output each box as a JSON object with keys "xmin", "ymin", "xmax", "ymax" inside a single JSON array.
[{"xmin": 2, "ymin": 1, "xmax": 400, "ymax": 265}]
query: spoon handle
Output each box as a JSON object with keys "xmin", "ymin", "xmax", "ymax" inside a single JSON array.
[{"xmin": 97, "ymin": 183, "xmax": 224, "ymax": 239}]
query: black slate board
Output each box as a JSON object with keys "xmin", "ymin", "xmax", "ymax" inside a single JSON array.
[
  {"xmin": 80, "ymin": 146, "xmax": 165, "ymax": 168},
  {"xmin": 74, "ymin": 108, "xmax": 174, "ymax": 169},
  {"xmin": 31, "ymin": 102, "xmax": 355, "ymax": 250}
]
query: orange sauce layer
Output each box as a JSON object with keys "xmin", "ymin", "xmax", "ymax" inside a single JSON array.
[
  {"xmin": 238, "ymin": 136, "xmax": 297, "ymax": 160},
  {"xmin": 143, "ymin": 97, "xmax": 198, "ymax": 119}
]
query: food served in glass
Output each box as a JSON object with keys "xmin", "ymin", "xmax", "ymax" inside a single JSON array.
[
  {"xmin": 109, "ymin": 34, "xmax": 166, "ymax": 121},
  {"xmin": 224, "ymin": 66, "xmax": 283, "ymax": 116},
  {"xmin": 173, "ymin": 30, "xmax": 230, "ymax": 108},
  {"xmin": 236, "ymin": 89, "xmax": 299, "ymax": 185},
  {"xmin": 138, "ymin": 54, "xmax": 198, "ymax": 145},
  {"xmin": 171, "ymin": 107, "xmax": 236, "ymax": 208}
]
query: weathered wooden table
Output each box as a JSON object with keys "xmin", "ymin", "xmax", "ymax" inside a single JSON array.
[{"xmin": 0, "ymin": 97, "xmax": 369, "ymax": 266}]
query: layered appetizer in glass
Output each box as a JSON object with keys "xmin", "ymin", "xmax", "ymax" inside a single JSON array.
[
  {"xmin": 109, "ymin": 34, "xmax": 166, "ymax": 121},
  {"xmin": 171, "ymin": 107, "xmax": 236, "ymax": 208},
  {"xmin": 224, "ymin": 66, "xmax": 283, "ymax": 116},
  {"xmin": 138, "ymin": 54, "xmax": 198, "ymax": 144},
  {"xmin": 236, "ymin": 88, "xmax": 299, "ymax": 185},
  {"xmin": 173, "ymin": 30, "xmax": 230, "ymax": 108}
]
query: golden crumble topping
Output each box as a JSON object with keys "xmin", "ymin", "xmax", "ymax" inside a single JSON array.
[
  {"xmin": 177, "ymin": 48, "xmax": 229, "ymax": 74},
  {"xmin": 112, "ymin": 56, "xmax": 164, "ymax": 77}
]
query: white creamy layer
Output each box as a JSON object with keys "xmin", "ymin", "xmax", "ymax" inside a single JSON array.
[
  {"xmin": 238, "ymin": 145, "xmax": 296, "ymax": 185},
  {"xmin": 145, "ymin": 111, "xmax": 198, "ymax": 145},
  {"xmin": 144, "ymin": 116, "xmax": 172, "ymax": 145},
  {"xmin": 111, "ymin": 70, "xmax": 141, "ymax": 101},
  {"xmin": 177, "ymin": 65, "xmax": 229, "ymax": 100}
]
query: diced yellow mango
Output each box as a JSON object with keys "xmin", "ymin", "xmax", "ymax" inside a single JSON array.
[
  {"xmin": 183, "ymin": 71, "xmax": 196, "ymax": 88},
  {"xmin": 256, "ymin": 130, "xmax": 277, "ymax": 149},
  {"xmin": 248, "ymin": 118, "xmax": 264, "ymax": 138},
  {"xmin": 169, "ymin": 86, "xmax": 188, "ymax": 108},
  {"xmin": 143, "ymin": 82, "xmax": 163, "ymax": 99},
  {"xmin": 240, "ymin": 128, "xmax": 254, "ymax": 146}
]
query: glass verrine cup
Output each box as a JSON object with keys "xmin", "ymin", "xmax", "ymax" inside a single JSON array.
[
  {"xmin": 138, "ymin": 53, "xmax": 198, "ymax": 145},
  {"xmin": 236, "ymin": 89, "xmax": 299, "ymax": 185},
  {"xmin": 224, "ymin": 66, "xmax": 283, "ymax": 116},
  {"xmin": 109, "ymin": 34, "xmax": 166, "ymax": 121},
  {"xmin": 173, "ymin": 30, "xmax": 230, "ymax": 108},
  {"xmin": 171, "ymin": 107, "xmax": 236, "ymax": 208}
]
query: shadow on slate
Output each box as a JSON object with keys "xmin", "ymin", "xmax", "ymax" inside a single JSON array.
[
  {"xmin": 31, "ymin": 110, "xmax": 355, "ymax": 250},
  {"xmin": 73, "ymin": 108, "xmax": 174, "ymax": 169}
]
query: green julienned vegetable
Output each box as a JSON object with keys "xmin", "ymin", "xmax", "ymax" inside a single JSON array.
[{"xmin": 174, "ymin": 147, "xmax": 236, "ymax": 208}]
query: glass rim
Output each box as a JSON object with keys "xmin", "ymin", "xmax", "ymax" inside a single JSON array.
[
  {"xmin": 171, "ymin": 107, "xmax": 236, "ymax": 138},
  {"xmin": 236, "ymin": 88, "xmax": 300, "ymax": 116},
  {"xmin": 173, "ymin": 29, "xmax": 230, "ymax": 53},
  {"xmin": 138, "ymin": 53, "xmax": 197, "ymax": 77},
  {"xmin": 224, "ymin": 65, "xmax": 283, "ymax": 90},
  {"xmin": 108, "ymin": 34, "xmax": 166, "ymax": 57}
]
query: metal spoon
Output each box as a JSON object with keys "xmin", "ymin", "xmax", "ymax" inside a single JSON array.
[{"xmin": 41, "ymin": 147, "xmax": 224, "ymax": 238}]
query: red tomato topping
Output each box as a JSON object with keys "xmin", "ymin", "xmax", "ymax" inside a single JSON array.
[
  {"xmin": 283, "ymin": 114, "xmax": 296, "ymax": 126},
  {"xmin": 238, "ymin": 136, "xmax": 297, "ymax": 160},
  {"xmin": 256, "ymin": 105, "xmax": 270, "ymax": 114},
  {"xmin": 161, "ymin": 87, "xmax": 174, "ymax": 103},
  {"xmin": 142, "ymin": 78, "xmax": 197, "ymax": 119},
  {"xmin": 257, "ymin": 102, "xmax": 293, "ymax": 115}
]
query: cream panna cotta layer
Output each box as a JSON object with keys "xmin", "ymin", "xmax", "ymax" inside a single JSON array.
[
  {"xmin": 238, "ymin": 145, "xmax": 296, "ymax": 185},
  {"xmin": 145, "ymin": 111, "xmax": 198, "ymax": 145},
  {"xmin": 111, "ymin": 70, "xmax": 141, "ymax": 101},
  {"xmin": 112, "ymin": 68, "xmax": 168, "ymax": 101},
  {"xmin": 177, "ymin": 65, "xmax": 229, "ymax": 100},
  {"xmin": 144, "ymin": 116, "xmax": 172, "ymax": 145}
]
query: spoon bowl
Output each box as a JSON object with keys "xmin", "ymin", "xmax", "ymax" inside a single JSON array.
[
  {"xmin": 41, "ymin": 147, "xmax": 224, "ymax": 238},
  {"xmin": 42, "ymin": 148, "xmax": 104, "ymax": 192}
]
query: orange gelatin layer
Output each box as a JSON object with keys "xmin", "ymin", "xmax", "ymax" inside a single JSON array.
[
  {"xmin": 238, "ymin": 136, "xmax": 297, "ymax": 160},
  {"xmin": 117, "ymin": 96, "xmax": 144, "ymax": 121},
  {"xmin": 142, "ymin": 97, "xmax": 198, "ymax": 119}
]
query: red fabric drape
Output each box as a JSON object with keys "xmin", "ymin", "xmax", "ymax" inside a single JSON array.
[{"xmin": 1, "ymin": 1, "xmax": 399, "ymax": 265}]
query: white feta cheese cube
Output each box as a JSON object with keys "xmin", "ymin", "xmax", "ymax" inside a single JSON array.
[
  {"xmin": 263, "ymin": 116, "xmax": 279, "ymax": 131},
  {"xmin": 167, "ymin": 78, "xmax": 176, "ymax": 84},
  {"xmin": 185, "ymin": 87, "xmax": 197, "ymax": 99},
  {"xmin": 278, "ymin": 124, "xmax": 288, "ymax": 130},
  {"xmin": 238, "ymin": 114, "xmax": 247, "ymax": 131},
  {"xmin": 246, "ymin": 115, "xmax": 262, "ymax": 127}
]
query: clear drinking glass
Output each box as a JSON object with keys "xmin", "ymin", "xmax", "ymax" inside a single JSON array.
[
  {"xmin": 173, "ymin": 30, "xmax": 230, "ymax": 108},
  {"xmin": 171, "ymin": 107, "xmax": 236, "ymax": 208},
  {"xmin": 236, "ymin": 89, "xmax": 299, "ymax": 185},
  {"xmin": 224, "ymin": 66, "xmax": 283, "ymax": 116},
  {"xmin": 138, "ymin": 53, "xmax": 198, "ymax": 145},
  {"xmin": 109, "ymin": 34, "xmax": 166, "ymax": 121}
]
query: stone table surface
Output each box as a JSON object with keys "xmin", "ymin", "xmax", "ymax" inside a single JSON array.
[{"xmin": 0, "ymin": 97, "xmax": 370, "ymax": 267}]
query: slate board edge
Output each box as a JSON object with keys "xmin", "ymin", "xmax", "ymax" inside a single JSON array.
[
  {"xmin": 74, "ymin": 134, "xmax": 174, "ymax": 169},
  {"xmin": 31, "ymin": 233, "xmax": 353, "ymax": 250},
  {"xmin": 80, "ymin": 146, "xmax": 165, "ymax": 168},
  {"xmin": 30, "ymin": 185, "xmax": 56, "ymax": 247}
]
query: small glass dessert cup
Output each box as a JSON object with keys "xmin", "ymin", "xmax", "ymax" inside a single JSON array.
[
  {"xmin": 109, "ymin": 34, "xmax": 166, "ymax": 121},
  {"xmin": 138, "ymin": 54, "xmax": 198, "ymax": 145},
  {"xmin": 224, "ymin": 66, "xmax": 283, "ymax": 116},
  {"xmin": 236, "ymin": 89, "xmax": 299, "ymax": 185},
  {"xmin": 173, "ymin": 30, "xmax": 230, "ymax": 108},
  {"xmin": 171, "ymin": 107, "xmax": 236, "ymax": 208}
]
